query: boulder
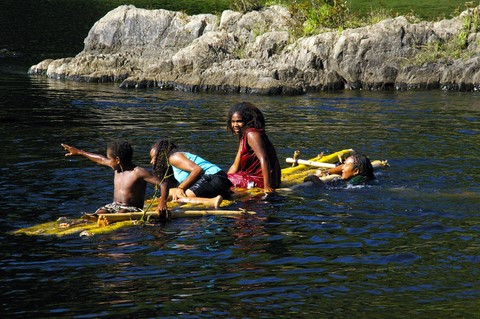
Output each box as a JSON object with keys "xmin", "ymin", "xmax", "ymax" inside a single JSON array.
[{"xmin": 28, "ymin": 5, "xmax": 480, "ymax": 94}]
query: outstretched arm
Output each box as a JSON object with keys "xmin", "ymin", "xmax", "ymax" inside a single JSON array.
[
  {"xmin": 61, "ymin": 143, "xmax": 113, "ymax": 168},
  {"xmin": 246, "ymin": 131, "xmax": 274, "ymax": 193}
]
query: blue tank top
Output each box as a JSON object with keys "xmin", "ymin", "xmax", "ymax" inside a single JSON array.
[{"xmin": 172, "ymin": 152, "xmax": 221, "ymax": 183}]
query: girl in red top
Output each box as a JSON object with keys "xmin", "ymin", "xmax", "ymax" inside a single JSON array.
[{"xmin": 227, "ymin": 102, "xmax": 281, "ymax": 193}]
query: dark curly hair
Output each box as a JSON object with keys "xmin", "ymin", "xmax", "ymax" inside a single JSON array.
[
  {"xmin": 227, "ymin": 102, "xmax": 265, "ymax": 138},
  {"xmin": 151, "ymin": 139, "xmax": 176, "ymax": 182},
  {"xmin": 107, "ymin": 140, "xmax": 133, "ymax": 164},
  {"xmin": 350, "ymin": 153, "xmax": 375, "ymax": 180}
]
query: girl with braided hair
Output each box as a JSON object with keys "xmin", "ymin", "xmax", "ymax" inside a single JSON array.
[
  {"xmin": 150, "ymin": 139, "xmax": 232, "ymax": 212},
  {"xmin": 227, "ymin": 102, "xmax": 281, "ymax": 193}
]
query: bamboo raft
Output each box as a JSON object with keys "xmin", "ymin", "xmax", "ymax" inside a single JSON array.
[
  {"xmin": 12, "ymin": 149, "xmax": 388, "ymax": 237},
  {"xmin": 14, "ymin": 209, "xmax": 256, "ymax": 237}
]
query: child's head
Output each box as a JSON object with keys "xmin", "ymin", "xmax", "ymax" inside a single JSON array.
[
  {"xmin": 107, "ymin": 140, "xmax": 133, "ymax": 164},
  {"xmin": 150, "ymin": 139, "xmax": 176, "ymax": 180},
  {"xmin": 227, "ymin": 102, "xmax": 265, "ymax": 137},
  {"xmin": 341, "ymin": 153, "xmax": 375, "ymax": 181}
]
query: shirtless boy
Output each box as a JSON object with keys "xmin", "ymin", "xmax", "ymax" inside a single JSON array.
[{"xmin": 62, "ymin": 140, "xmax": 164, "ymax": 215}]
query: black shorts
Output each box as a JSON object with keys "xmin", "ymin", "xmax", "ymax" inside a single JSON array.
[{"xmin": 189, "ymin": 171, "xmax": 232, "ymax": 198}]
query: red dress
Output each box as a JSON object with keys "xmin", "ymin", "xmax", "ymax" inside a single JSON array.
[{"xmin": 228, "ymin": 128, "xmax": 281, "ymax": 189}]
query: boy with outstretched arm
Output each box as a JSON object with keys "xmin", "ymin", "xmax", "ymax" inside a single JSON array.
[{"xmin": 61, "ymin": 140, "xmax": 168, "ymax": 217}]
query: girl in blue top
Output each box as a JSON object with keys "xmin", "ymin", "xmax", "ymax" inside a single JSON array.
[{"xmin": 150, "ymin": 139, "xmax": 232, "ymax": 212}]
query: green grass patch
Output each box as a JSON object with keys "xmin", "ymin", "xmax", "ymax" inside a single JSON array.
[{"xmin": 410, "ymin": 4, "xmax": 480, "ymax": 65}]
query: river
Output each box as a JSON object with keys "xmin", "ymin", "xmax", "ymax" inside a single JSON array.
[
  {"xmin": 1, "ymin": 54, "xmax": 479, "ymax": 317},
  {"xmin": 2, "ymin": 0, "xmax": 480, "ymax": 317}
]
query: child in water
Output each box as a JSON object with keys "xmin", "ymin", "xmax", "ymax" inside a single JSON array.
[
  {"xmin": 150, "ymin": 139, "xmax": 232, "ymax": 212},
  {"xmin": 61, "ymin": 141, "xmax": 163, "ymax": 215},
  {"xmin": 226, "ymin": 102, "xmax": 281, "ymax": 193},
  {"xmin": 303, "ymin": 153, "xmax": 375, "ymax": 186}
]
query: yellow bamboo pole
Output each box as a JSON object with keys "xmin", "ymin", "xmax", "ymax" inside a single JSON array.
[{"xmin": 96, "ymin": 209, "xmax": 256, "ymax": 225}]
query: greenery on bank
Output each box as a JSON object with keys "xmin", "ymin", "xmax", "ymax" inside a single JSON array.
[
  {"xmin": 229, "ymin": 1, "xmax": 478, "ymax": 36},
  {"xmin": 230, "ymin": 0, "xmax": 480, "ymax": 65},
  {"xmin": 270, "ymin": 0, "xmax": 407, "ymax": 37},
  {"xmin": 410, "ymin": 4, "xmax": 480, "ymax": 64}
]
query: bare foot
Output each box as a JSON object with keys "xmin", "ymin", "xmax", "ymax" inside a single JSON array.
[{"xmin": 214, "ymin": 195, "xmax": 223, "ymax": 209}]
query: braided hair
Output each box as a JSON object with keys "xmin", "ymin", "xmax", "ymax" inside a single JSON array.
[{"xmin": 151, "ymin": 139, "xmax": 176, "ymax": 182}]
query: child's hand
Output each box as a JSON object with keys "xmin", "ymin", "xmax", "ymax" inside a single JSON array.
[
  {"xmin": 264, "ymin": 186, "xmax": 275, "ymax": 194},
  {"xmin": 156, "ymin": 202, "xmax": 170, "ymax": 221},
  {"xmin": 315, "ymin": 169, "xmax": 329, "ymax": 177},
  {"xmin": 172, "ymin": 188, "xmax": 186, "ymax": 201},
  {"xmin": 156, "ymin": 198, "xmax": 168, "ymax": 212},
  {"xmin": 61, "ymin": 143, "xmax": 78, "ymax": 156}
]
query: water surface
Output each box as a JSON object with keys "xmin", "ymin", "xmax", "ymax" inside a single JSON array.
[{"xmin": 1, "ymin": 62, "xmax": 479, "ymax": 317}]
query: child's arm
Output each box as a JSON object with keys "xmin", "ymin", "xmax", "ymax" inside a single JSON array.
[
  {"xmin": 227, "ymin": 143, "xmax": 242, "ymax": 174},
  {"xmin": 61, "ymin": 143, "xmax": 112, "ymax": 168},
  {"xmin": 135, "ymin": 167, "xmax": 169, "ymax": 215},
  {"xmin": 317, "ymin": 164, "xmax": 343, "ymax": 176},
  {"xmin": 168, "ymin": 152, "xmax": 203, "ymax": 193},
  {"xmin": 246, "ymin": 131, "xmax": 275, "ymax": 193},
  {"xmin": 141, "ymin": 170, "xmax": 163, "ymax": 187},
  {"xmin": 156, "ymin": 181, "xmax": 170, "ymax": 213}
]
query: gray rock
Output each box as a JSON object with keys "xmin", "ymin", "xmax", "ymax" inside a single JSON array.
[{"xmin": 28, "ymin": 5, "xmax": 480, "ymax": 94}]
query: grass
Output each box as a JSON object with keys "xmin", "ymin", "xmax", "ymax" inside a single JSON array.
[
  {"xmin": 257, "ymin": 0, "xmax": 480, "ymax": 65},
  {"xmin": 410, "ymin": 4, "xmax": 480, "ymax": 65}
]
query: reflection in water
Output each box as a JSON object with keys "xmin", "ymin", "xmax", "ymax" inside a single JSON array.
[{"xmin": 1, "ymin": 67, "xmax": 480, "ymax": 317}]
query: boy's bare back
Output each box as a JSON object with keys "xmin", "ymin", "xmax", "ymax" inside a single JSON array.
[{"xmin": 113, "ymin": 166, "xmax": 155, "ymax": 209}]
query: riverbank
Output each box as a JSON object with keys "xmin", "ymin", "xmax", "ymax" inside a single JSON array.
[{"xmin": 28, "ymin": 5, "xmax": 480, "ymax": 94}]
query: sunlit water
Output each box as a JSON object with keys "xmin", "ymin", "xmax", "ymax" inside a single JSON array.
[{"xmin": 1, "ymin": 61, "xmax": 479, "ymax": 318}]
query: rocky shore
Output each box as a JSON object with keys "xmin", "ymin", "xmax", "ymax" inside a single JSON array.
[{"xmin": 28, "ymin": 5, "xmax": 480, "ymax": 95}]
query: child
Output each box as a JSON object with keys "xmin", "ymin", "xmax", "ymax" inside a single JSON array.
[
  {"xmin": 304, "ymin": 153, "xmax": 375, "ymax": 186},
  {"xmin": 226, "ymin": 102, "xmax": 281, "ymax": 193},
  {"xmin": 62, "ymin": 140, "xmax": 163, "ymax": 215},
  {"xmin": 150, "ymin": 139, "xmax": 231, "ymax": 212}
]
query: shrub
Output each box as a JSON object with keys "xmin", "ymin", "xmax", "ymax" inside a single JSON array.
[
  {"xmin": 410, "ymin": 4, "xmax": 480, "ymax": 65},
  {"xmin": 230, "ymin": 0, "xmax": 264, "ymax": 13},
  {"xmin": 289, "ymin": 0, "xmax": 364, "ymax": 36}
]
